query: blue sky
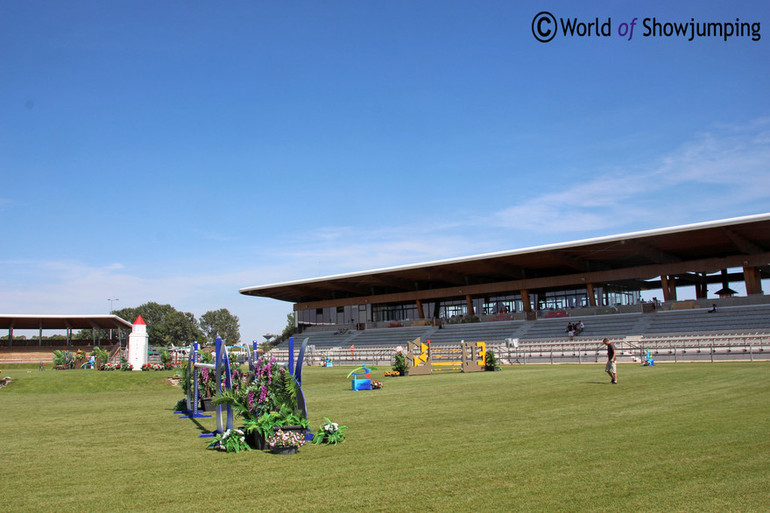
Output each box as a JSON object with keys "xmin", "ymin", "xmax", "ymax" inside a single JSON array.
[{"xmin": 2, "ymin": 1, "xmax": 769, "ymax": 342}]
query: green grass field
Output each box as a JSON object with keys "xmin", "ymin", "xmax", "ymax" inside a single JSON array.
[{"xmin": 1, "ymin": 362, "xmax": 768, "ymax": 512}]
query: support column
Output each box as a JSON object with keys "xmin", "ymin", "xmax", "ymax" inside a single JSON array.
[
  {"xmin": 586, "ymin": 283, "xmax": 597, "ymax": 307},
  {"xmin": 416, "ymin": 299, "xmax": 425, "ymax": 319},
  {"xmin": 660, "ymin": 275, "xmax": 668, "ymax": 301},
  {"xmin": 465, "ymin": 295, "xmax": 475, "ymax": 316},
  {"xmin": 520, "ymin": 289, "xmax": 532, "ymax": 313},
  {"xmin": 661, "ymin": 275, "xmax": 678, "ymax": 302},
  {"xmin": 744, "ymin": 266, "xmax": 763, "ymax": 295},
  {"xmin": 695, "ymin": 273, "xmax": 708, "ymax": 299},
  {"xmin": 716, "ymin": 268, "xmax": 736, "ymax": 297},
  {"xmin": 721, "ymin": 269, "xmax": 730, "ymax": 290},
  {"xmin": 669, "ymin": 275, "xmax": 678, "ymax": 301}
]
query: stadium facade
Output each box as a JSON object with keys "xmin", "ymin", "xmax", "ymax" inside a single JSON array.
[{"xmin": 240, "ymin": 214, "xmax": 770, "ymax": 328}]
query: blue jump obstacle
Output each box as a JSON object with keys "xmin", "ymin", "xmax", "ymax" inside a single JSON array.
[
  {"xmin": 348, "ymin": 366, "xmax": 374, "ymax": 391},
  {"xmin": 175, "ymin": 337, "xmax": 234, "ymax": 438},
  {"xmin": 176, "ymin": 336, "xmax": 314, "ymax": 442}
]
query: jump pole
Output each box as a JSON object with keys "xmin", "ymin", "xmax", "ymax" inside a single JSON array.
[
  {"xmin": 288, "ymin": 336, "xmax": 295, "ymax": 376},
  {"xmin": 176, "ymin": 338, "xmax": 234, "ymax": 438},
  {"xmin": 175, "ymin": 341, "xmax": 211, "ymax": 419},
  {"xmin": 199, "ymin": 337, "xmax": 234, "ymax": 438}
]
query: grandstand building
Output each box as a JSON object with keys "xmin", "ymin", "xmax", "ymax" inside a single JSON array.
[{"xmin": 240, "ymin": 214, "xmax": 769, "ymax": 330}]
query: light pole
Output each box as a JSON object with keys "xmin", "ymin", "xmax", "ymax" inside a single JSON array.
[{"xmin": 107, "ymin": 298, "xmax": 119, "ymax": 342}]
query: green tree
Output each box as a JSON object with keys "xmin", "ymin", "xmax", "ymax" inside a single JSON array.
[
  {"xmin": 112, "ymin": 302, "xmax": 204, "ymax": 346},
  {"xmin": 200, "ymin": 308, "xmax": 241, "ymax": 346},
  {"xmin": 75, "ymin": 328, "xmax": 125, "ymax": 342},
  {"xmin": 282, "ymin": 312, "xmax": 296, "ymax": 340}
]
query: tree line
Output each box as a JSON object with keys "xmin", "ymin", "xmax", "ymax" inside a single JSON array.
[
  {"xmin": 89, "ymin": 302, "xmax": 241, "ymax": 347},
  {"xmin": 2, "ymin": 303, "xmax": 298, "ymax": 351}
]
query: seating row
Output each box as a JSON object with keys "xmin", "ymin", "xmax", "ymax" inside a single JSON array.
[{"xmin": 266, "ymin": 304, "xmax": 770, "ymax": 351}]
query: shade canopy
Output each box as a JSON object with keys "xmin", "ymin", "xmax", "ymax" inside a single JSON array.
[
  {"xmin": 240, "ymin": 213, "xmax": 770, "ymax": 306},
  {"xmin": 0, "ymin": 314, "xmax": 133, "ymax": 331}
]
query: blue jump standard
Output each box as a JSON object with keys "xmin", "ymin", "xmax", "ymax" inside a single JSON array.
[{"xmin": 176, "ymin": 409, "xmax": 212, "ymax": 419}]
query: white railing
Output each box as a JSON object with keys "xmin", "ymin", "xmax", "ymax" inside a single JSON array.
[{"xmin": 264, "ymin": 332, "xmax": 770, "ymax": 366}]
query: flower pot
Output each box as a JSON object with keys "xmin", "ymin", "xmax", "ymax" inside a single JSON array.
[
  {"xmin": 247, "ymin": 430, "xmax": 266, "ymax": 450},
  {"xmin": 265, "ymin": 425, "xmax": 307, "ymax": 452},
  {"xmin": 248, "ymin": 425, "xmax": 306, "ymax": 450},
  {"xmin": 277, "ymin": 425, "xmax": 307, "ymax": 434},
  {"xmin": 199, "ymin": 397, "xmax": 214, "ymax": 412},
  {"xmin": 269, "ymin": 446, "xmax": 298, "ymax": 455}
]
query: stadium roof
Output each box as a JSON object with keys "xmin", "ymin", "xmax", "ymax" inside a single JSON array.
[
  {"xmin": 240, "ymin": 213, "xmax": 770, "ymax": 307},
  {"xmin": 0, "ymin": 314, "xmax": 134, "ymax": 331}
]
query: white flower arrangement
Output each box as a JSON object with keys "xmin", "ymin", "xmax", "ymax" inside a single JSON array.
[
  {"xmin": 208, "ymin": 427, "xmax": 250, "ymax": 453},
  {"xmin": 312, "ymin": 417, "xmax": 347, "ymax": 445}
]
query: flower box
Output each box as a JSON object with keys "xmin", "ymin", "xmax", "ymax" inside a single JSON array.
[
  {"xmin": 269, "ymin": 445, "xmax": 298, "ymax": 455},
  {"xmin": 200, "ymin": 397, "xmax": 214, "ymax": 412},
  {"xmin": 260, "ymin": 425, "xmax": 308, "ymax": 453}
]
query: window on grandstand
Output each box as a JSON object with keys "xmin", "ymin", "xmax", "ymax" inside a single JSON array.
[
  {"xmin": 372, "ymin": 303, "xmax": 419, "ymax": 323},
  {"xmin": 536, "ymin": 289, "xmax": 588, "ymax": 309},
  {"xmin": 600, "ymin": 287, "xmax": 640, "ymax": 306},
  {"xmin": 438, "ymin": 300, "xmax": 467, "ymax": 319},
  {"xmin": 483, "ymin": 295, "xmax": 523, "ymax": 314}
]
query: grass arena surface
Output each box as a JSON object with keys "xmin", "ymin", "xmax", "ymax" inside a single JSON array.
[{"xmin": 1, "ymin": 362, "xmax": 768, "ymax": 512}]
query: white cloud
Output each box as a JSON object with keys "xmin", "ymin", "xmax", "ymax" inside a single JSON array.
[
  {"xmin": 493, "ymin": 119, "xmax": 770, "ymax": 233},
  {"xmin": 261, "ymin": 119, "xmax": 770, "ymax": 278},
  {"xmin": 278, "ymin": 224, "xmax": 498, "ymax": 276}
]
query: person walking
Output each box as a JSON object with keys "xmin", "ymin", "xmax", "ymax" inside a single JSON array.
[{"xmin": 603, "ymin": 338, "xmax": 617, "ymax": 384}]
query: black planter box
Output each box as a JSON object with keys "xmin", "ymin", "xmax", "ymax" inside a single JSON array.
[{"xmin": 247, "ymin": 425, "xmax": 306, "ymax": 451}]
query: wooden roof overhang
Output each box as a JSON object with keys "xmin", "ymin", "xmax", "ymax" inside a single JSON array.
[
  {"xmin": 240, "ymin": 214, "xmax": 770, "ymax": 311},
  {"xmin": 0, "ymin": 315, "xmax": 133, "ymax": 331}
]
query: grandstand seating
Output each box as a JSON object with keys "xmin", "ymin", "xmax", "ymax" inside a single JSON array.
[
  {"xmin": 519, "ymin": 313, "xmax": 647, "ymax": 340},
  {"xmin": 344, "ymin": 326, "xmax": 434, "ymax": 347},
  {"xmin": 0, "ymin": 347, "xmax": 57, "ymax": 364},
  {"xmin": 425, "ymin": 320, "xmax": 525, "ymax": 344},
  {"xmin": 280, "ymin": 303, "xmax": 770, "ymax": 351},
  {"xmin": 643, "ymin": 304, "xmax": 770, "ymax": 335},
  {"xmin": 261, "ymin": 303, "xmax": 770, "ymax": 366},
  {"xmin": 0, "ymin": 342, "xmax": 122, "ymax": 365},
  {"xmin": 289, "ymin": 329, "xmax": 358, "ymax": 349}
]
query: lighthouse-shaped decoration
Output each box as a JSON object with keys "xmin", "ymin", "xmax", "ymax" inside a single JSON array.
[{"xmin": 128, "ymin": 315, "xmax": 149, "ymax": 371}]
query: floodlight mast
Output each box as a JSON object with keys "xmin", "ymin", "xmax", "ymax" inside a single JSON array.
[{"xmin": 107, "ymin": 298, "xmax": 119, "ymax": 340}]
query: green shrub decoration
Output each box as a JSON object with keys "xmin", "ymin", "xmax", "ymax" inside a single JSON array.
[
  {"xmin": 393, "ymin": 353, "xmax": 407, "ymax": 376},
  {"xmin": 484, "ymin": 350, "xmax": 498, "ymax": 371}
]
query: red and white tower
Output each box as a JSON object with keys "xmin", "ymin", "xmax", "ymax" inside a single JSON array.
[{"xmin": 127, "ymin": 315, "xmax": 149, "ymax": 370}]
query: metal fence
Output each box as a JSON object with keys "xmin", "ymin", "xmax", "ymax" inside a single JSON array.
[{"xmin": 5, "ymin": 332, "xmax": 766, "ymax": 366}]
